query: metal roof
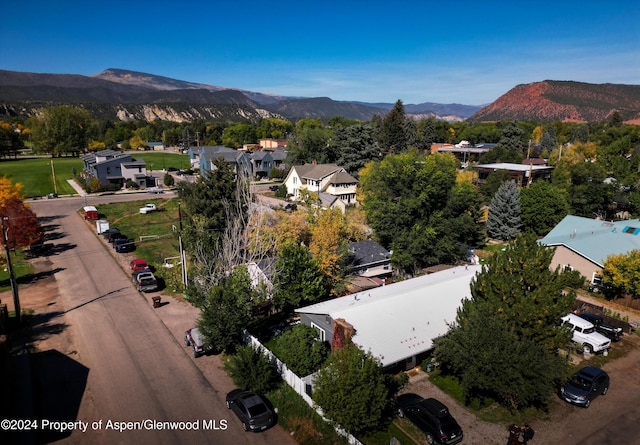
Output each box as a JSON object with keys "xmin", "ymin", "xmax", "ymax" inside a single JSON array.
[
  {"xmin": 296, "ymin": 264, "xmax": 481, "ymax": 367},
  {"xmin": 540, "ymin": 215, "xmax": 640, "ymax": 266}
]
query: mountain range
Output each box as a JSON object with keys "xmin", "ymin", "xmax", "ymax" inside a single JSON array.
[{"xmin": 0, "ymin": 68, "xmax": 638, "ymax": 124}]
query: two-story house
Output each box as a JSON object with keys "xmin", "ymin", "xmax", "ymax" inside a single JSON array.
[
  {"xmin": 193, "ymin": 146, "xmax": 252, "ymax": 178},
  {"xmin": 81, "ymin": 150, "xmax": 149, "ymax": 187},
  {"xmin": 283, "ymin": 163, "xmax": 358, "ymax": 207},
  {"xmin": 250, "ymin": 148, "xmax": 288, "ymax": 179}
]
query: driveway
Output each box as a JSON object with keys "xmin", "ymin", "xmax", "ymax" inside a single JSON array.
[{"xmin": 2, "ymin": 195, "xmax": 296, "ymax": 445}]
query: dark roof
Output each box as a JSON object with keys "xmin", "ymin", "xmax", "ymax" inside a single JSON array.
[{"xmin": 349, "ymin": 240, "xmax": 390, "ymax": 267}]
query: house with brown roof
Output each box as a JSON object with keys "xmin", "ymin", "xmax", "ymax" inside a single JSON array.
[{"xmin": 283, "ymin": 163, "xmax": 358, "ymax": 207}]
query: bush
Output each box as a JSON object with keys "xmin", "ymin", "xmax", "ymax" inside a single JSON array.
[
  {"xmin": 164, "ymin": 173, "xmax": 175, "ymax": 187},
  {"xmin": 224, "ymin": 344, "xmax": 280, "ymax": 394},
  {"xmin": 274, "ymin": 185, "xmax": 288, "ymax": 199},
  {"xmin": 272, "ymin": 324, "xmax": 329, "ymax": 376},
  {"xmin": 126, "ymin": 179, "xmax": 140, "ymax": 189}
]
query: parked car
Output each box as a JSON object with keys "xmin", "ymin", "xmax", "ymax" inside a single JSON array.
[
  {"xmin": 184, "ymin": 327, "xmax": 211, "ymax": 358},
  {"xmin": 269, "ymin": 185, "xmax": 280, "ymax": 191},
  {"xmin": 132, "ymin": 270, "xmax": 158, "ymax": 292},
  {"xmin": 102, "ymin": 228, "xmax": 121, "ymax": 242},
  {"xmin": 397, "ymin": 394, "xmax": 463, "ymax": 445},
  {"xmin": 225, "ymin": 389, "xmax": 275, "ymax": 432},
  {"xmin": 577, "ymin": 312, "xmax": 623, "ymax": 342},
  {"xmin": 114, "ymin": 238, "xmax": 135, "ymax": 253},
  {"xmin": 130, "ymin": 258, "xmax": 150, "ymax": 272},
  {"xmin": 139, "ymin": 203, "xmax": 157, "ymax": 214},
  {"xmin": 561, "ymin": 313, "xmax": 611, "ymax": 354},
  {"xmin": 284, "ymin": 203, "xmax": 297, "ymax": 212},
  {"xmin": 147, "ymin": 188, "xmax": 164, "ymax": 194},
  {"xmin": 559, "ymin": 365, "xmax": 609, "ymax": 408}
]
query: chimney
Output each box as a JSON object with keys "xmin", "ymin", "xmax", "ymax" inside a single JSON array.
[{"xmin": 332, "ymin": 318, "xmax": 355, "ymax": 351}]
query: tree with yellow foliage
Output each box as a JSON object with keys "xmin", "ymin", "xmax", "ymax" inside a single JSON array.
[
  {"xmin": 601, "ymin": 249, "xmax": 640, "ymax": 298},
  {"xmin": 308, "ymin": 208, "xmax": 348, "ymax": 285}
]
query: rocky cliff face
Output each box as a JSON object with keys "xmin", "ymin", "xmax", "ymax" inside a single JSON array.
[{"xmin": 471, "ymin": 81, "xmax": 640, "ymax": 122}]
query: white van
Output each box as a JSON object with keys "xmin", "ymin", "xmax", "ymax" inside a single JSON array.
[{"xmin": 561, "ymin": 313, "xmax": 611, "ymax": 354}]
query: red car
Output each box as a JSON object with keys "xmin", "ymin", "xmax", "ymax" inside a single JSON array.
[{"xmin": 130, "ymin": 258, "xmax": 150, "ymax": 272}]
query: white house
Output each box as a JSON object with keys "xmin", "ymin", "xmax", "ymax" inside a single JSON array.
[
  {"xmin": 296, "ymin": 264, "xmax": 481, "ymax": 371},
  {"xmin": 283, "ymin": 163, "xmax": 357, "ymax": 206}
]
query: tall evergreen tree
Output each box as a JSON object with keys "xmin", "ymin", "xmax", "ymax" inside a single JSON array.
[
  {"xmin": 434, "ymin": 233, "xmax": 575, "ymax": 409},
  {"xmin": 487, "ymin": 180, "xmax": 521, "ymax": 240},
  {"xmin": 379, "ymin": 99, "xmax": 410, "ymax": 154}
]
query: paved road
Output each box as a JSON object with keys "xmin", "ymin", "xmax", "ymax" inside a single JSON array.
[{"xmin": 25, "ymin": 195, "xmax": 296, "ymax": 445}]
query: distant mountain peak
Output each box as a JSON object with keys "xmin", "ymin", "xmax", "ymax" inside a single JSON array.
[{"xmin": 471, "ymin": 80, "xmax": 640, "ymax": 122}]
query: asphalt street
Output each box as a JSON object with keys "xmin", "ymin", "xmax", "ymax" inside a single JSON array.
[{"xmin": 22, "ymin": 194, "xmax": 297, "ymax": 445}]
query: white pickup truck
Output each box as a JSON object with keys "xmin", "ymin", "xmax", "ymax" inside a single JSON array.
[{"xmin": 139, "ymin": 204, "xmax": 157, "ymax": 214}]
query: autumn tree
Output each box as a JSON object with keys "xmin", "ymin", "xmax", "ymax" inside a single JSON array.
[
  {"xmin": 308, "ymin": 208, "xmax": 348, "ymax": 284},
  {"xmin": 601, "ymin": 249, "xmax": 640, "ymax": 298},
  {"xmin": 0, "ymin": 176, "xmax": 43, "ymax": 249}
]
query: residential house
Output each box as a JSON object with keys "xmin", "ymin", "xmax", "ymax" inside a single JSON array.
[
  {"xmin": 431, "ymin": 141, "xmax": 496, "ymax": 166},
  {"xmin": 81, "ymin": 150, "xmax": 149, "ymax": 187},
  {"xmin": 259, "ymin": 138, "xmax": 288, "ymax": 149},
  {"xmin": 349, "ymin": 240, "xmax": 393, "ymax": 285},
  {"xmin": 539, "ymin": 215, "xmax": 640, "ymax": 287},
  {"xmin": 192, "ymin": 146, "xmax": 252, "ymax": 178},
  {"xmin": 284, "ymin": 163, "xmax": 358, "ymax": 206},
  {"xmin": 473, "ymin": 162, "xmax": 554, "ymax": 187},
  {"xmin": 250, "ymin": 148, "xmax": 288, "ymax": 179},
  {"xmin": 296, "ymin": 265, "xmax": 481, "ymax": 371}
]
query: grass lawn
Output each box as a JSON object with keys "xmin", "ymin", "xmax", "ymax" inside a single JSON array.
[
  {"xmin": 0, "ymin": 157, "xmax": 83, "ymax": 197},
  {"xmin": 94, "ymin": 198, "xmax": 184, "ymax": 292},
  {"xmin": 0, "ymin": 152, "xmax": 189, "ymax": 198}
]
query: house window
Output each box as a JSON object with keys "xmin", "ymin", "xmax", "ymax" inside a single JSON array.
[
  {"xmin": 310, "ymin": 322, "xmax": 326, "ymax": 342},
  {"xmin": 563, "ymin": 264, "xmax": 573, "ymax": 272},
  {"xmin": 592, "ymin": 274, "xmax": 603, "ymax": 286},
  {"xmin": 106, "ymin": 167, "xmax": 111, "ymax": 174}
]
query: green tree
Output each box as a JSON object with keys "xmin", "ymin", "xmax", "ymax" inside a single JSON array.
[
  {"xmin": 275, "ymin": 324, "xmax": 329, "ymax": 376},
  {"xmin": 29, "ymin": 105, "xmax": 93, "ymax": 156},
  {"xmin": 224, "ymin": 344, "xmax": 280, "ymax": 394},
  {"xmin": 520, "ymin": 181, "xmax": 569, "ymax": 236},
  {"xmin": 196, "ymin": 266, "xmax": 255, "ymax": 353},
  {"xmin": 313, "ymin": 341, "xmax": 394, "ymax": 436},
  {"xmin": 359, "ymin": 151, "xmax": 469, "ymax": 273},
  {"xmin": 434, "ymin": 234, "xmax": 574, "ymax": 409},
  {"xmin": 329, "ymin": 123, "xmax": 381, "ymax": 176},
  {"xmin": 256, "ymin": 118, "xmax": 293, "ymax": 139},
  {"xmin": 163, "ymin": 172, "xmax": 175, "ymax": 187},
  {"xmin": 222, "ymin": 123, "xmax": 257, "ymax": 148},
  {"xmin": 601, "ymin": 249, "xmax": 640, "ymax": 298},
  {"xmin": 487, "ymin": 180, "xmax": 521, "ymax": 240},
  {"xmin": 286, "ymin": 118, "xmax": 332, "ymax": 164},
  {"xmin": 379, "ymin": 99, "xmax": 411, "ymax": 154},
  {"xmin": 273, "ymin": 241, "xmax": 329, "ymax": 311}
]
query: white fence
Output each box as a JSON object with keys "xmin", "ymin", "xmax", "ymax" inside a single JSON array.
[{"xmin": 242, "ymin": 331, "xmax": 363, "ymax": 445}]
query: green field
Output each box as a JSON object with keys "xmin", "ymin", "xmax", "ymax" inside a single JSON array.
[{"xmin": 0, "ymin": 152, "xmax": 189, "ymax": 198}]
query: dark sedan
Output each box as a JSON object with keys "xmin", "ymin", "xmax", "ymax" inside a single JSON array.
[
  {"xmin": 226, "ymin": 389, "xmax": 275, "ymax": 432},
  {"xmin": 397, "ymin": 394, "xmax": 463, "ymax": 444}
]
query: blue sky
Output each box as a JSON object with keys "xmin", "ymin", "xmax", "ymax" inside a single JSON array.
[{"xmin": 3, "ymin": 1, "xmax": 639, "ymax": 105}]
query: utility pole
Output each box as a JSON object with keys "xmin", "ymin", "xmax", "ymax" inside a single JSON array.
[{"xmin": 2, "ymin": 218, "xmax": 21, "ymax": 325}]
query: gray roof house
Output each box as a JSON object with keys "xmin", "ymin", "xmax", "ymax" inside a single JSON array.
[
  {"xmin": 473, "ymin": 162, "xmax": 554, "ymax": 187},
  {"xmin": 284, "ymin": 163, "xmax": 358, "ymax": 207},
  {"xmin": 195, "ymin": 146, "xmax": 252, "ymax": 178},
  {"xmin": 539, "ymin": 215, "xmax": 640, "ymax": 285},
  {"xmin": 296, "ymin": 264, "xmax": 481, "ymax": 371},
  {"xmin": 81, "ymin": 150, "xmax": 148, "ymax": 187},
  {"xmin": 250, "ymin": 148, "xmax": 288, "ymax": 178}
]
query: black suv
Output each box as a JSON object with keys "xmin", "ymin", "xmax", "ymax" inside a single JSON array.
[
  {"xmin": 397, "ymin": 394, "xmax": 463, "ymax": 444},
  {"xmin": 577, "ymin": 312, "xmax": 623, "ymax": 341}
]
